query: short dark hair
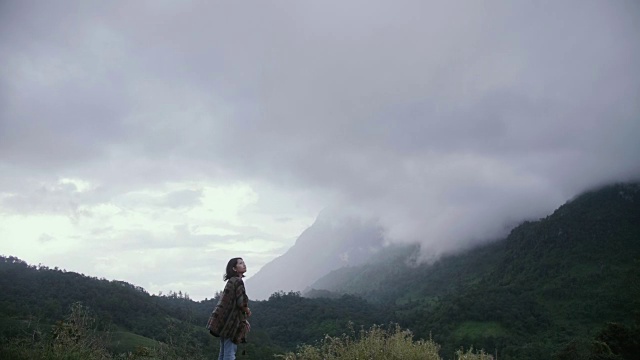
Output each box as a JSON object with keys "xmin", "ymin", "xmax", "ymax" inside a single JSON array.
[{"xmin": 223, "ymin": 257, "xmax": 243, "ymax": 281}]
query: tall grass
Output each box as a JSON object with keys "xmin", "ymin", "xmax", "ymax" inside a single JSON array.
[
  {"xmin": 277, "ymin": 323, "xmax": 493, "ymax": 360},
  {"xmin": 1, "ymin": 304, "xmax": 493, "ymax": 360}
]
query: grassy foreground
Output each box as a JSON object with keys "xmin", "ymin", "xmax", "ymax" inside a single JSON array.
[
  {"xmin": 276, "ymin": 323, "xmax": 492, "ymax": 360},
  {"xmin": 1, "ymin": 303, "xmax": 493, "ymax": 360},
  {"xmin": 0, "ymin": 303, "xmax": 208, "ymax": 360}
]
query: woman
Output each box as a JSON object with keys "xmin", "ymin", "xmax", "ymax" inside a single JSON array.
[{"xmin": 207, "ymin": 257, "xmax": 252, "ymax": 360}]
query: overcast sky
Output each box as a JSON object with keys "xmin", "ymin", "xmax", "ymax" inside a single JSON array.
[{"xmin": 1, "ymin": 0, "xmax": 639, "ymax": 301}]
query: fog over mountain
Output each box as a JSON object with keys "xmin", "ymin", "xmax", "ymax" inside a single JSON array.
[
  {"xmin": 1, "ymin": 1, "xmax": 639, "ymax": 300},
  {"xmin": 247, "ymin": 209, "xmax": 384, "ymax": 300}
]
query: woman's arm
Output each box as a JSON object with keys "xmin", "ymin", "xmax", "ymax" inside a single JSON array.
[{"xmin": 234, "ymin": 278, "xmax": 251, "ymax": 316}]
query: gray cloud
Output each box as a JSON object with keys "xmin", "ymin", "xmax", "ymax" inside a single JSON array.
[
  {"xmin": 1, "ymin": 181, "xmax": 86, "ymax": 217},
  {"xmin": 38, "ymin": 233, "xmax": 55, "ymax": 243},
  {"xmin": 161, "ymin": 189, "xmax": 203, "ymax": 209},
  {"xmin": 87, "ymin": 224, "xmax": 283, "ymax": 252},
  {"xmin": 2, "ymin": 1, "xmax": 640, "ymax": 274}
]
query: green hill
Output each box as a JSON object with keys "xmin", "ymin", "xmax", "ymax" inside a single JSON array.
[
  {"xmin": 309, "ymin": 182, "xmax": 640, "ymax": 358},
  {"xmin": 0, "ymin": 258, "xmax": 385, "ymax": 359}
]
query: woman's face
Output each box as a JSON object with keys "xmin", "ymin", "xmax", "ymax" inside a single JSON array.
[{"xmin": 233, "ymin": 258, "xmax": 247, "ymax": 274}]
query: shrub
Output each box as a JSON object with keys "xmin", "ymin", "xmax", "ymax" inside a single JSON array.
[
  {"xmin": 277, "ymin": 323, "xmax": 494, "ymax": 360},
  {"xmin": 278, "ymin": 323, "xmax": 494, "ymax": 360},
  {"xmin": 0, "ymin": 302, "xmax": 111, "ymax": 360},
  {"xmin": 454, "ymin": 346, "xmax": 494, "ymax": 360}
]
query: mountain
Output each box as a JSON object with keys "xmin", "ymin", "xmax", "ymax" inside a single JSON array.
[
  {"xmin": 311, "ymin": 182, "xmax": 640, "ymax": 300},
  {"xmin": 246, "ymin": 209, "xmax": 385, "ymax": 299},
  {"xmin": 2, "ymin": 182, "xmax": 639, "ymax": 359},
  {"xmin": 307, "ymin": 182, "xmax": 640, "ymax": 358}
]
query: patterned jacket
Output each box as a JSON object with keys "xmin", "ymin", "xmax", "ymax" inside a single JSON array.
[{"xmin": 207, "ymin": 276, "xmax": 249, "ymax": 344}]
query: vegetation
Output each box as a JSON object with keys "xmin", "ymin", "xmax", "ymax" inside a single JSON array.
[
  {"xmin": 309, "ymin": 182, "xmax": 640, "ymax": 358},
  {"xmin": 0, "ymin": 302, "xmax": 210, "ymax": 360},
  {"xmin": 1, "ymin": 182, "xmax": 638, "ymax": 359},
  {"xmin": 276, "ymin": 323, "xmax": 492, "ymax": 360},
  {"xmin": 0, "ymin": 304, "xmax": 491, "ymax": 360}
]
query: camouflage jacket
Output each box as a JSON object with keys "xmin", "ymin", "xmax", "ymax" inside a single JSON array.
[{"xmin": 206, "ymin": 276, "xmax": 249, "ymax": 344}]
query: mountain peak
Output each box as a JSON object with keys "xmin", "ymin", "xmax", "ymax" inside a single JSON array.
[{"xmin": 246, "ymin": 210, "xmax": 384, "ymax": 300}]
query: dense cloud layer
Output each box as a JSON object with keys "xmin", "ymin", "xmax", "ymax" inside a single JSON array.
[{"xmin": 1, "ymin": 1, "xmax": 639, "ymax": 297}]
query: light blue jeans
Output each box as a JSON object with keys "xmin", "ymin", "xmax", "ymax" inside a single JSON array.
[{"xmin": 218, "ymin": 337, "xmax": 237, "ymax": 360}]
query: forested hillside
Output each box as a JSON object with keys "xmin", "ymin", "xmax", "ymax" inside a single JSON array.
[
  {"xmin": 309, "ymin": 182, "xmax": 640, "ymax": 358},
  {"xmin": 1, "ymin": 183, "xmax": 639, "ymax": 359},
  {"xmin": 0, "ymin": 257, "xmax": 387, "ymax": 359}
]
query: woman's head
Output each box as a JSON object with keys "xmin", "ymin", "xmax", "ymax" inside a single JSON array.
[{"xmin": 223, "ymin": 257, "xmax": 247, "ymax": 281}]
